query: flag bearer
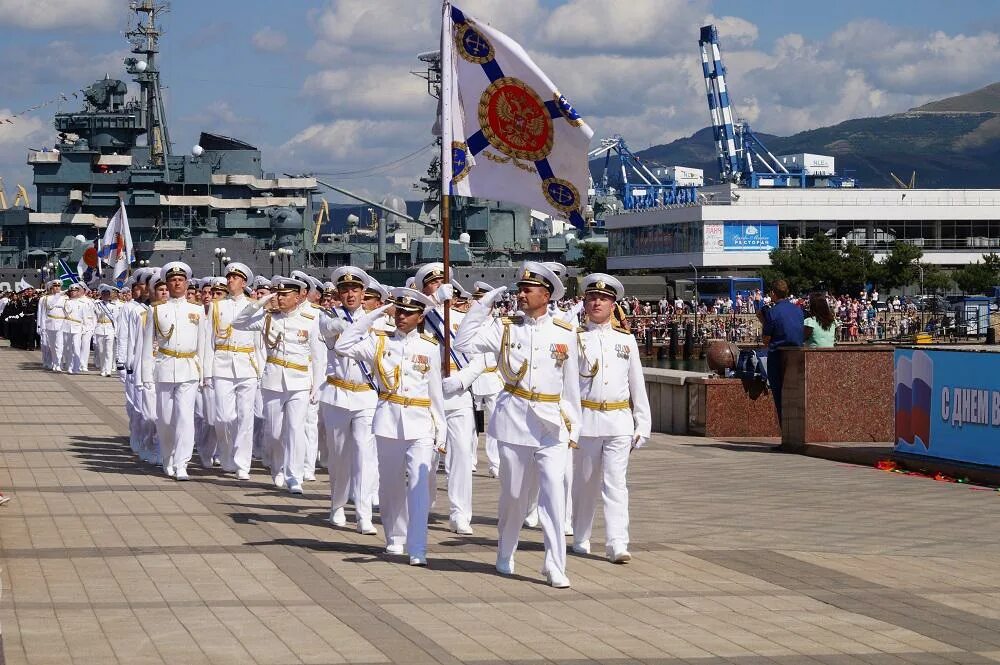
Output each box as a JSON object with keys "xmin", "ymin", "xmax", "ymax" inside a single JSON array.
[
  {"xmin": 61, "ymin": 283, "xmax": 88, "ymax": 373},
  {"xmin": 203, "ymin": 263, "xmax": 260, "ymax": 480},
  {"xmin": 416, "ymin": 264, "xmax": 487, "ymax": 536},
  {"xmin": 335, "ymin": 287, "xmax": 446, "ymax": 566},
  {"xmin": 571, "ymin": 274, "xmax": 651, "ymax": 564},
  {"xmin": 454, "ymin": 261, "xmax": 580, "ymax": 588},
  {"xmin": 317, "ymin": 266, "xmax": 380, "ymax": 535},
  {"xmin": 233, "ymin": 276, "xmax": 326, "ymax": 494},
  {"xmin": 141, "ymin": 262, "xmax": 208, "ymax": 480},
  {"xmin": 94, "ymin": 285, "xmax": 118, "ymax": 376}
]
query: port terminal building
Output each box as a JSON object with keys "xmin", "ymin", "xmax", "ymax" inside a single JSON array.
[{"xmin": 606, "ymin": 184, "xmax": 1000, "ymax": 276}]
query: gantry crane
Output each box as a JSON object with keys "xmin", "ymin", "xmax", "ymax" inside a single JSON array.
[
  {"xmin": 588, "ymin": 135, "xmax": 699, "ymax": 210},
  {"xmin": 698, "ymin": 25, "xmax": 855, "ymax": 188}
]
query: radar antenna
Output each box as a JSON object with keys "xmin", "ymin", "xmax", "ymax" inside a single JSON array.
[{"xmin": 125, "ymin": 1, "xmax": 172, "ymax": 165}]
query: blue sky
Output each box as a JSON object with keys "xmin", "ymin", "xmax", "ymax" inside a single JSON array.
[{"xmin": 1, "ymin": 0, "xmax": 999, "ymax": 202}]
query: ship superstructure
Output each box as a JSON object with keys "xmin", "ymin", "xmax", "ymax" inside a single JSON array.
[{"xmin": 0, "ymin": 1, "xmax": 318, "ymax": 282}]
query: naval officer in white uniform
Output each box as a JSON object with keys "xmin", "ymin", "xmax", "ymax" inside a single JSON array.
[
  {"xmin": 454, "ymin": 261, "xmax": 581, "ymax": 588},
  {"xmin": 317, "ymin": 266, "xmax": 380, "ymax": 535},
  {"xmin": 335, "ymin": 287, "xmax": 446, "ymax": 567},
  {"xmin": 203, "ymin": 262, "xmax": 261, "ymax": 480},
  {"xmin": 233, "ymin": 276, "xmax": 326, "ymax": 494},
  {"xmin": 141, "ymin": 262, "xmax": 209, "ymax": 480},
  {"xmin": 572, "ymin": 273, "xmax": 651, "ymax": 564}
]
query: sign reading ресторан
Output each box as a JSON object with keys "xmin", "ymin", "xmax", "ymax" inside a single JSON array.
[
  {"xmin": 895, "ymin": 348, "xmax": 1000, "ymax": 468},
  {"xmin": 704, "ymin": 222, "xmax": 779, "ymax": 253}
]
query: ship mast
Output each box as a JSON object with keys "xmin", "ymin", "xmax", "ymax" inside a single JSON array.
[{"xmin": 125, "ymin": 0, "xmax": 172, "ymax": 165}]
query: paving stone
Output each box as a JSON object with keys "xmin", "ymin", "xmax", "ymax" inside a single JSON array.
[{"xmin": 3, "ymin": 342, "xmax": 1000, "ymax": 665}]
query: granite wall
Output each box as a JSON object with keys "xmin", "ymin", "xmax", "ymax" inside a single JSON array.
[
  {"xmin": 687, "ymin": 377, "xmax": 781, "ymax": 438},
  {"xmin": 780, "ymin": 346, "xmax": 894, "ymax": 446}
]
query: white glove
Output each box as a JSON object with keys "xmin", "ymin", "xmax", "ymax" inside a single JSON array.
[
  {"xmin": 142, "ymin": 382, "xmax": 153, "ymax": 391},
  {"xmin": 478, "ymin": 285, "xmax": 508, "ymax": 308},
  {"xmin": 442, "ymin": 374, "xmax": 463, "ymax": 397},
  {"xmin": 631, "ymin": 434, "xmax": 647, "ymax": 450},
  {"xmin": 436, "ymin": 283, "xmax": 454, "ymax": 303}
]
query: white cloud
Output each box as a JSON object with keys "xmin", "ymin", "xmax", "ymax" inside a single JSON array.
[
  {"xmin": 540, "ymin": 0, "xmax": 710, "ymax": 56},
  {"xmin": 301, "ymin": 65, "xmax": 433, "ymax": 119},
  {"xmin": 0, "ymin": 42, "xmax": 129, "ymax": 97},
  {"xmin": 0, "ymin": 0, "xmax": 120, "ymax": 30},
  {"xmin": 251, "ymin": 27, "xmax": 287, "ymax": 53},
  {"xmin": 0, "ymin": 111, "xmax": 48, "ymax": 197}
]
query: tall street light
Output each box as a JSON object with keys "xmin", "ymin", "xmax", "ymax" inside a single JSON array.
[
  {"xmin": 213, "ymin": 247, "xmax": 227, "ymax": 276},
  {"xmin": 688, "ymin": 262, "xmax": 699, "ymax": 336}
]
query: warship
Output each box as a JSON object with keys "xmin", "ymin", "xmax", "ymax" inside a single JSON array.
[{"xmin": 0, "ymin": 1, "xmax": 604, "ymax": 291}]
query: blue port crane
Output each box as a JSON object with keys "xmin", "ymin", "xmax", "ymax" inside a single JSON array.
[
  {"xmin": 588, "ymin": 135, "xmax": 698, "ymax": 210},
  {"xmin": 698, "ymin": 25, "xmax": 856, "ymax": 188}
]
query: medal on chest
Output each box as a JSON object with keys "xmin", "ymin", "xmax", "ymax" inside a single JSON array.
[
  {"xmin": 550, "ymin": 343, "xmax": 568, "ymax": 367},
  {"xmin": 188, "ymin": 312, "xmax": 200, "ymax": 324},
  {"xmin": 616, "ymin": 343, "xmax": 630, "ymax": 360},
  {"xmin": 410, "ymin": 354, "xmax": 430, "ymax": 374}
]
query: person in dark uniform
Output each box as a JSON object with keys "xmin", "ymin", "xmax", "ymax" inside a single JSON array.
[{"xmin": 759, "ymin": 279, "xmax": 803, "ymax": 426}]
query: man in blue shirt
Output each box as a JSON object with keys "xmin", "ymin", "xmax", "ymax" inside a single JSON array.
[{"xmin": 759, "ymin": 279, "xmax": 804, "ymax": 425}]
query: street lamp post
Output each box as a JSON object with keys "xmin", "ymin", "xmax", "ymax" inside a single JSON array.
[
  {"xmin": 213, "ymin": 247, "xmax": 227, "ymax": 276},
  {"xmin": 688, "ymin": 262, "xmax": 699, "ymax": 338},
  {"xmin": 269, "ymin": 251, "xmax": 276, "ymax": 275}
]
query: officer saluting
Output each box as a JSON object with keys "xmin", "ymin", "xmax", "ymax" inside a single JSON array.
[
  {"xmin": 454, "ymin": 261, "xmax": 581, "ymax": 588},
  {"xmin": 572, "ymin": 273, "xmax": 651, "ymax": 564},
  {"xmin": 141, "ymin": 262, "xmax": 209, "ymax": 480},
  {"xmin": 233, "ymin": 276, "xmax": 326, "ymax": 494},
  {"xmin": 335, "ymin": 287, "xmax": 446, "ymax": 567},
  {"xmin": 203, "ymin": 262, "xmax": 260, "ymax": 480}
]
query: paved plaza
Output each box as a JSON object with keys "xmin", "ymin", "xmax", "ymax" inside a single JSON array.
[{"xmin": 2, "ymin": 343, "xmax": 1000, "ymax": 665}]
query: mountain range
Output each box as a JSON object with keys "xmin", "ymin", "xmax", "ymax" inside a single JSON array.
[{"xmin": 621, "ymin": 83, "xmax": 1000, "ymax": 189}]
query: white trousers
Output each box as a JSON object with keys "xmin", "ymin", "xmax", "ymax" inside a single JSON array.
[
  {"xmin": 444, "ymin": 406, "xmax": 477, "ymax": 524},
  {"xmin": 62, "ymin": 331, "xmax": 83, "ymax": 373},
  {"xmin": 196, "ymin": 385, "xmax": 219, "ymax": 468},
  {"xmin": 213, "ymin": 377, "xmax": 257, "ymax": 473},
  {"xmin": 41, "ymin": 329, "xmax": 54, "ymax": 368},
  {"xmin": 48, "ymin": 328, "xmax": 64, "ymax": 369},
  {"xmin": 476, "ymin": 392, "xmax": 500, "ymax": 472},
  {"xmin": 376, "ymin": 436, "xmax": 435, "ymax": 557},
  {"xmin": 155, "ymin": 381, "xmax": 198, "ymax": 473},
  {"xmin": 131, "ymin": 381, "xmax": 158, "ymax": 462},
  {"xmin": 321, "ymin": 404, "xmax": 377, "ymax": 522},
  {"xmin": 95, "ymin": 335, "xmax": 115, "ymax": 374},
  {"xmin": 497, "ymin": 441, "xmax": 567, "ymax": 576},
  {"xmin": 304, "ymin": 401, "xmax": 319, "ymax": 478},
  {"xmin": 572, "ymin": 435, "xmax": 632, "ymax": 550},
  {"xmin": 262, "ymin": 388, "xmax": 309, "ymax": 486},
  {"xmin": 124, "ymin": 373, "xmax": 140, "ymax": 453},
  {"xmin": 81, "ymin": 331, "xmax": 94, "ymax": 370}
]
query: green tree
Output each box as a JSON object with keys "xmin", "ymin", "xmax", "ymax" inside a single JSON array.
[
  {"xmin": 761, "ymin": 233, "xmax": 873, "ymax": 295},
  {"xmin": 953, "ymin": 253, "xmax": 1000, "ymax": 294},
  {"xmin": 920, "ymin": 264, "xmax": 952, "ymax": 293},
  {"xmin": 872, "ymin": 241, "xmax": 924, "ymax": 291},
  {"xmin": 574, "ymin": 242, "xmax": 607, "ymax": 274}
]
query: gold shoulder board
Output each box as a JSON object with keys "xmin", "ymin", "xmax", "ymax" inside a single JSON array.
[
  {"xmin": 552, "ymin": 318, "xmax": 573, "ymax": 330},
  {"xmin": 420, "ymin": 332, "xmax": 439, "ymax": 345},
  {"xmin": 301, "ymin": 312, "xmax": 316, "ymax": 320}
]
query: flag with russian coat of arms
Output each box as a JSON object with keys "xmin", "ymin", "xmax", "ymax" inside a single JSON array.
[{"xmin": 441, "ymin": 3, "xmax": 594, "ymax": 228}]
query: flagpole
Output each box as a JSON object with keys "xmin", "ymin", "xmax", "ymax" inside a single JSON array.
[{"xmin": 440, "ymin": 0, "xmax": 453, "ymax": 378}]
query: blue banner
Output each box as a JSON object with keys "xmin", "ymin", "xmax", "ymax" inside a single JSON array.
[
  {"xmin": 722, "ymin": 222, "xmax": 778, "ymax": 252},
  {"xmin": 894, "ymin": 348, "xmax": 1000, "ymax": 467}
]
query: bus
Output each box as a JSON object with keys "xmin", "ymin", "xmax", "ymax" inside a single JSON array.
[{"xmin": 694, "ymin": 276, "xmax": 763, "ymax": 306}]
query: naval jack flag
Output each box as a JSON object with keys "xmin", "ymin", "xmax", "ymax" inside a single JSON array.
[
  {"xmin": 98, "ymin": 201, "xmax": 133, "ymax": 284},
  {"xmin": 441, "ymin": 3, "xmax": 594, "ymax": 228}
]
